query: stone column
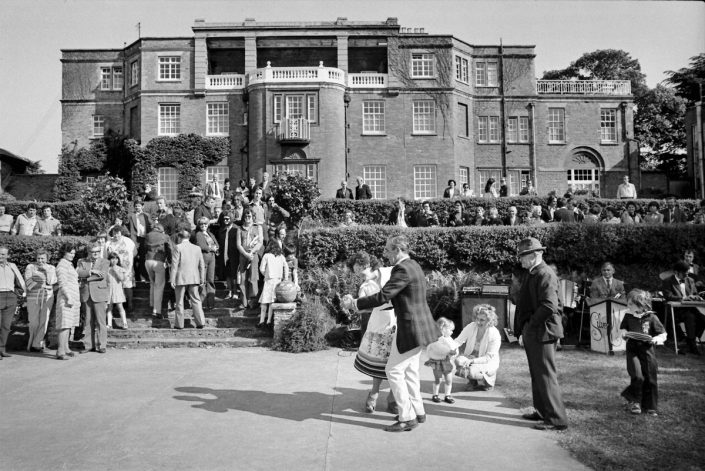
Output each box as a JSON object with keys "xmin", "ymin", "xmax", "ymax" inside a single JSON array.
[{"xmin": 271, "ymin": 302, "xmax": 297, "ymax": 343}]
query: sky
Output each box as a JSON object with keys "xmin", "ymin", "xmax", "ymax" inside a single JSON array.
[{"xmin": 0, "ymin": 0, "xmax": 703, "ymax": 173}]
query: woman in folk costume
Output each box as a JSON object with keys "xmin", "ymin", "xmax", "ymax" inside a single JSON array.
[{"xmin": 349, "ymin": 251, "xmax": 397, "ymax": 414}]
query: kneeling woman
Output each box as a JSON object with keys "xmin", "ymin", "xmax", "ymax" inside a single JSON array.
[{"xmin": 454, "ymin": 304, "xmax": 501, "ymax": 391}]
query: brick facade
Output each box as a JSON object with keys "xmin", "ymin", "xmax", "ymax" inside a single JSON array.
[{"xmin": 61, "ymin": 18, "xmax": 636, "ymax": 199}]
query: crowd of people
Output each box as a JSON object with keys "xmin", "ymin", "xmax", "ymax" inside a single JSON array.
[{"xmin": 0, "ymin": 173, "xmax": 302, "ymax": 360}]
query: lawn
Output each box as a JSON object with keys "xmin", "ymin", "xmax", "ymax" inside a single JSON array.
[{"xmin": 498, "ymin": 344, "xmax": 705, "ymax": 471}]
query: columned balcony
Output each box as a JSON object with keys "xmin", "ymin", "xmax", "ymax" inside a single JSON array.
[
  {"xmin": 206, "ymin": 74, "xmax": 246, "ymax": 90},
  {"xmin": 537, "ymin": 80, "xmax": 631, "ymax": 95},
  {"xmin": 348, "ymin": 73, "xmax": 388, "ymax": 88},
  {"xmin": 249, "ymin": 62, "xmax": 346, "ymax": 87},
  {"xmin": 277, "ymin": 118, "xmax": 310, "ymax": 143}
]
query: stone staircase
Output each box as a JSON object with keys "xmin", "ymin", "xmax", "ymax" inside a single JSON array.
[{"xmin": 106, "ymin": 281, "xmax": 273, "ymax": 349}]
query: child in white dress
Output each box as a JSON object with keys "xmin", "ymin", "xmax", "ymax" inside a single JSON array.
[
  {"xmin": 424, "ymin": 317, "xmax": 459, "ymax": 404},
  {"xmin": 258, "ymin": 240, "xmax": 289, "ymax": 328},
  {"xmin": 107, "ymin": 252, "xmax": 128, "ymax": 329}
]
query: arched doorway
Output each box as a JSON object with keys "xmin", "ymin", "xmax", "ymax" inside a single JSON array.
[{"xmin": 563, "ymin": 147, "xmax": 604, "ymax": 196}]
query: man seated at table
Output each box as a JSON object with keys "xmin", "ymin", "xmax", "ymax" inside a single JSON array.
[
  {"xmin": 587, "ymin": 262, "xmax": 626, "ymax": 304},
  {"xmin": 662, "ymin": 260, "xmax": 705, "ymax": 356}
]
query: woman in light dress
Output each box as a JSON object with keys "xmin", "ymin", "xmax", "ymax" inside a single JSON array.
[
  {"xmin": 54, "ymin": 243, "xmax": 80, "ymax": 360},
  {"xmin": 350, "ymin": 251, "xmax": 397, "ymax": 414},
  {"xmin": 105, "ymin": 226, "xmax": 136, "ymax": 314},
  {"xmin": 454, "ymin": 304, "xmax": 501, "ymax": 391},
  {"xmin": 258, "ymin": 239, "xmax": 289, "ymax": 329}
]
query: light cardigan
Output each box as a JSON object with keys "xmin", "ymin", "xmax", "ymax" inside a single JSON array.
[{"xmin": 454, "ymin": 322, "xmax": 501, "ymax": 367}]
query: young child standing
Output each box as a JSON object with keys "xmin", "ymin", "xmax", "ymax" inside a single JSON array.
[
  {"xmin": 284, "ymin": 244, "xmax": 300, "ymax": 300},
  {"xmin": 424, "ymin": 317, "xmax": 459, "ymax": 404},
  {"xmin": 619, "ymin": 289, "xmax": 667, "ymax": 416},
  {"xmin": 107, "ymin": 252, "xmax": 128, "ymax": 329},
  {"xmin": 258, "ymin": 239, "xmax": 289, "ymax": 329}
]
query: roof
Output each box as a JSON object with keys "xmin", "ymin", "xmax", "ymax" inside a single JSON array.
[{"xmin": 0, "ymin": 148, "xmax": 31, "ymax": 165}]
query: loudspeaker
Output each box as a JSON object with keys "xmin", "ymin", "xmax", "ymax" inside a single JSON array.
[{"xmin": 461, "ymin": 294, "xmax": 510, "ymax": 338}]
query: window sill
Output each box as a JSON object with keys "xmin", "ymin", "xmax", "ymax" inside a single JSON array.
[
  {"xmin": 600, "ymin": 141, "xmax": 619, "ymax": 146},
  {"xmin": 410, "ymin": 76, "xmax": 436, "ymax": 80},
  {"xmin": 411, "ymin": 133, "xmax": 438, "ymax": 136},
  {"xmin": 475, "ymin": 85, "xmax": 499, "ymax": 89},
  {"xmin": 477, "ymin": 141, "xmax": 500, "ymax": 145},
  {"xmin": 362, "ymin": 133, "xmax": 387, "ymax": 137},
  {"xmin": 548, "ymin": 142, "xmax": 566, "ymax": 145},
  {"xmin": 507, "ymin": 142, "xmax": 530, "ymax": 145},
  {"xmin": 156, "ymin": 79, "xmax": 183, "ymax": 83}
]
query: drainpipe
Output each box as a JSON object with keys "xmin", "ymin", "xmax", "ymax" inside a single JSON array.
[
  {"xmin": 699, "ymin": 100, "xmax": 705, "ymax": 198},
  {"xmin": 620, "ymin": 102, "xmax": 632, "ymax": 178},
  {"xmin": 499, "ymin": 40, "xmax": 507, "ymax": 178},
  {"xmin": 344, "ymin": 92, "xmax": 351, "ymax": 180},
  {"xmin": 528, "ymin": 102, "xmax": 536, "ymax": 187}
]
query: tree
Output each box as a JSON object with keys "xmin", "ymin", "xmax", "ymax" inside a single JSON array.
[
  {"xmin": 665, "ymin": 53, "xmax": 705, "ymax": 105},
  {"xmin": 542, "ymin": 49, "xmax": 648, "ymax": 96},
  {"xmin": 635, "ymin": 85, "xmax": 688, "ymax": 176},
  {"xmin": 270, "ymin": 172, "xmax": 320, "ymax": 228}
]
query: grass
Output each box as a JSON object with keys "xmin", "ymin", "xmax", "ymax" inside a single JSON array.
[{"xmin": 498, "ymin": 344, "xmax": 705, "ymax": 471}]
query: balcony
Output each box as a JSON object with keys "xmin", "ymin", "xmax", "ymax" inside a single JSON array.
[
  {"xmin": 206, "ymin": 74, "xmax": 246, "ymax": 90},
  {"xmin": 277, "ymin": 118, "xmax": 310, "ymax": 143},
  {"xmin": 537, "ymin": 80, "xmax": 631, "ymax": 95},
  {"xmin": 249, "ymin": 63, "xmax": 346, "ymax": 87},
  {"xmin": 348, "ymin": 73, "xmax": 388, "ymax": 88}
]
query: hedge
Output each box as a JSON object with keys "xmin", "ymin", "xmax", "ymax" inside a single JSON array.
[
  {"xmin": 0, "ymin": 201, "xmax": 86, "ymax": 235},
  {"xmin": 297, "ymin": 223, "xmax": 705, "ymax": 290},
  {"xmin": 0, "ymin": 235, "xmax": 91, "ymax": 268},
  {"xmin": 312, "ymin": 197, "xmax": 704, "ymax": 226}
]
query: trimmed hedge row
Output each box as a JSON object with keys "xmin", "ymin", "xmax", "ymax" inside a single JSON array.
[
  {"xmin": 0, "ymin": 235, "xmax": 91, "ymax": 268},
  {"xmin": 298, "ymin": 223, "xmax": 705, "ymax": 276},
  {"xmin": 313, "ymin": 197, "xmax": 704, "ymax": 226}
]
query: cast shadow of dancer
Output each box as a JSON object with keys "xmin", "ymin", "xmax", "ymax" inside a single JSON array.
[{"xmin": 174, "ymin": 383, "xmax": 529, "ymax": 429}]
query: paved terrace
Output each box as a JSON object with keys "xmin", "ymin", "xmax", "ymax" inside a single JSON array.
[{"xmin": 0, "ymin": 348, "xmax": 587, "ymax": 471}]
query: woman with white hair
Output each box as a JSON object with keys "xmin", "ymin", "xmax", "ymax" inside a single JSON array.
[{"xmin": 454, "ymin": 304, "xmax": 502, "ymax": 391}]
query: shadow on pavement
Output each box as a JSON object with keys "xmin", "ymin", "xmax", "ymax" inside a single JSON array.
[{"xmin": 174, "ymin": 383, "xmax": 529, "ymax": 430}]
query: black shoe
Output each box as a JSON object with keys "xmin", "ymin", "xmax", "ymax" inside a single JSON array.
[
  {"xmin": 174, "ymin": 326, "xmax": 183, "ymax": 330},
  {"xmin": 384, "ymin": 419, "xmax": 418, "ymax": 432},
  {"xmin": 196, "ymin": 325, "xmax": 205, "ymax": 329},
  {"xmin": 394, "ymin": 414, "xmax": 426, "ymax": 423},
  {"xmin": 533, "ymin": 422, "xmax": 567, "ymax": 431},
  {"xmin": 444, "ymin": 395, "xmax": 455, "ymax": 404},
  {"xmin": 0, "ymin": 351, "xmax": 12, "ymax": 358},
  {"xmin": 29, "ymin": 347, "xmax": 44, "ymax": 353},
  {"xmin": 431, "ymin": 395, "xmax": 441, "ymax": 403},
  {"xmin": 97, "ymin": 348, "xmax": 106, "ymax": 354},
  {"xmin": 522, "ymin": 411, "xmax": 543, "ymax": 421}
]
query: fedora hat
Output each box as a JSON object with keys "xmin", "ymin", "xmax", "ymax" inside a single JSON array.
[{"xmin": 517, "ymin": 237, "xmax": 546, "ymax": 256}]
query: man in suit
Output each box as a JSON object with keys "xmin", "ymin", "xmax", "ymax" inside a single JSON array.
[
  {"xmin": 170, "ymin": 229, "xmax": 206, "ymax": 329},
  {"xmin": 335, "ymin": 180, "xmax": 354, "ymax": 199},
  {"xmin": 0, "ymin": 246, "xmax": 26, "ymax": 359},
  {"xmin": 661, "ymin": 196, "xmax": 687, "ymax": 224},
  {"xmin": 217, "ymin": 211, "xmax": 239, "ymax": 301},
  {"xmin": 77, "ymin": 243, "xmax": 110, "ymax": 353},
  {"xmin": 128, "ymin": 199, "xmax": 153, "ymax": 282},
  {"xmin": 514, "ymin": 237, "xmax": 568, "ymax": 431},
  {"xmin": 503, "ymin": 205, "xmax": 520, "ymax": 226},
  {"xmin": 259, "ymin": 171, "xmax": 272, "ymax": 200},
  {"xmin": 355, "ymin": 176, "xmax": 373, "ymax": 200},
  {"xmin": 193, "ymin": 195, "xmax": 217, "ymax": 228},
  {"xmin": 662, "ymin": 260, "xmax": 705, "ymax": 355},
  {"xmin": 155, "ymin": 196, "xmax": 177, "ymax": 236},
  {"xmin": 588, "ymin": 262, "xmax": 626, "ymax": 303},
  {"xmin": 343, "ymin": 235, "xmax": 438, "ymax": 432},
  {"xmin": 553, "ymin": 198, "xmax": 575, "ymax": 223}
]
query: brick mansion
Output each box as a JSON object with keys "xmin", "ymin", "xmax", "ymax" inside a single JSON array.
[{"xmin": 61, "ymin": 17, "xmax": 637, "ymax": 200}]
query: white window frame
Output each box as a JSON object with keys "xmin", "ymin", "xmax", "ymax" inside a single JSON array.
[
  {"xmin": 519, "ymin": 117, "xmax": 529, "ymax": 142},
  {"xmin": 158, "ymin": 56, "xmax": 181, "ymax": 81},
  {"xmin": 459, "ymin": 166, "xmax": 470, "ymax": 188},
  {"xmin": 412, "ymin": 100, "xmax": 436, "ymax": 135},
  {"xmin": 273, "ymin": 93, "xmax": 318, "ymax": 124},
  {"xmin": 207, "ymin": 103, "xmax": 229, "ymax": 136},
  {"xmin": 363, "ymin": 165, "xmax": 386, "ymax": 199},
  {"xmin": 478, "ymin": 169, "xmax": 502, "ymax": 193},
  {"xmin": 475, "ymin": 60, "xmax": 498, "ymax": 87},
  {"xmin": 458, "ymin": 103, "xmax": 469, "ymax": 137},
  {"xmin": 455, "ymin": 55, "xmax": 469, "ymax": 84},
  {"xmin": 202, "ymin": 165, "xmax": 229, "ymax": 188},
  {"xmin": 92, "ymin": 115, "xmax": 105, "ymax": 137},
  {"xmin": 410, "ymin": 53, "xmax": 435, "ymax": 78},
  {"xmin": 158, "ymin": 104, "xmax": 181, "ymax": 136},
  {"xmin": 478, "ymin": 116, "xmax": 500, "ymax": 143},
  {"xmin": 567, "ymin": 168, "xmax": 600, "ymax": 193},
  {"xmin": 600, "ymin": 109, "xmax": 617, "ymax": 143},
  {"xmin": 507, "ymin": 117, "xmax": 518, "ymax": 143},
  {"xmin": 157, "ymin": 167, "xmax": 179, "ymax": 200},
  {"xmin": 362, "ymin": 100, "xmax": 386, "ymax": 135},
  {"xmin": 112, "ymin": 66, "xmax": 123, "ymax": 90},
  {"xmin": 413, "ymin": 165, "xmax": 437, "ymax": 200},
  {"xmin": 548, "ymin": 108, "xmax": 565, "ymax": 143},
  {"xmin": 100, "ymin": 67, "xmax": 112, "ymax": 90},
  {"xmin": 274, "ymin": 163, "xmax": 318, "ymax": 182},
  {"xmin": 130, "ymin": 60, "xmax": 139, "ymax": 87}
]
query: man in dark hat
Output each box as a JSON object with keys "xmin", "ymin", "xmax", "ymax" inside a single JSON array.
[
  {"xmin": 662, "ymin": 260, "xmax": 705, "ymax": 355},
  {"xmin": 513, "ymin": 237, "xmax": 568, "ymax": 431},
  {"xmin": 342, "ymin": 235, "xmax": 438, "ymax": 432}
]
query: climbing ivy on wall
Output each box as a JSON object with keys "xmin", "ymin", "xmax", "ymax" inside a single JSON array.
[{"xmin": 129, "ymin": 134, "xmax": 231, "ymax": 200}]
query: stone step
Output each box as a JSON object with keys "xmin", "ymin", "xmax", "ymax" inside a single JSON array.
[
  {"xmin": 107, "ymin": 326, "xmax": 271, "ymax": 340},
  {"xmin": 107, "ymin": 336, "xmax": 272, "ymax": 349}
]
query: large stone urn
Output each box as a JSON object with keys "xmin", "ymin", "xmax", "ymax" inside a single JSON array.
[{"xmin": 275, "ymin": 280, "xmax": 297, "ymax": 303}]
